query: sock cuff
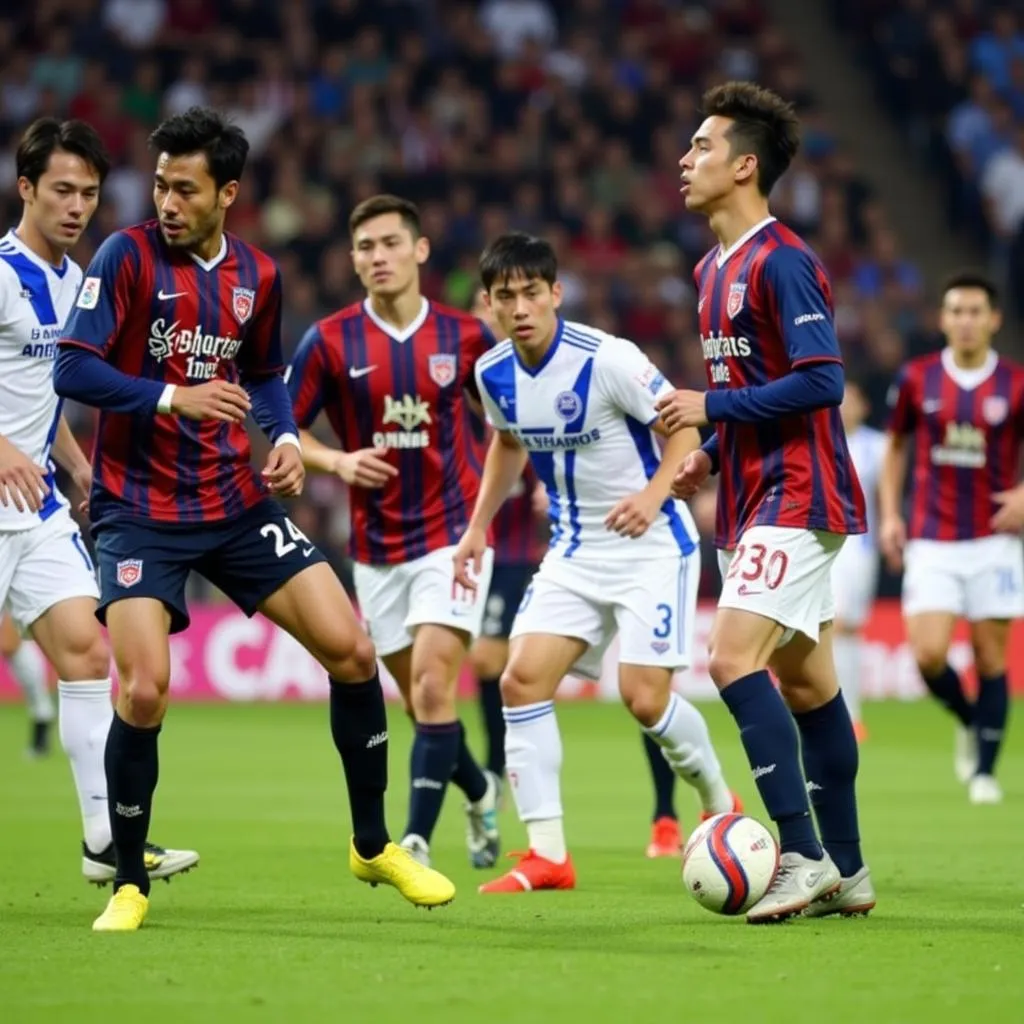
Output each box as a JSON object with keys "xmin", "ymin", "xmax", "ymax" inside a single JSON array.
[
  {"xmin": 416, "ymin": 720, "xmax": 460, "ymax": 736},
  {"xmin": 719, "ymin": 669, "xmax": 775, "ymax": 713},
  {"xmin": 329, "ymin": 675, "xmax": 382, "ymax": 700},
  {"xmin": 644, "ymin": 691, "xmax": 681, "ymax": 739},
  {"xmin": 112, "ymin": 711, "xmax": 161, "ymax": 738},
  {"xmin": 504, "ymin": 700, "xmax": 555, "ymax": 725},
  {"xmin": 57, "ymin": 678, "xmax": 113, "ymax": 699},
  {"xmin": 977, "ymin": 672, "xmax": 1008, "ymax": 687},
  {"xmin": 793, "ymin": 690, "xmax": 846, "ymax": 726},
  {"xmin": 922, "ymin": 663, "xmax": 959, "ymax": 683}
]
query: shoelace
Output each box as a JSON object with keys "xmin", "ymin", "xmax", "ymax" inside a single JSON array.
[{"xmin": 765, "ymin": 862, "xmax": 794, "ymax": 893}]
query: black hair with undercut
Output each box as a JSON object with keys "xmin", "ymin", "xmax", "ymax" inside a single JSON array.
[
  {"xmin": 148, "ymin": 106, "xmax": 249, "ymax": 190},
  {"xmin": 479, "ymin": 232, "xmax": 558, "ymax": 291},
  {"xmin": 16, "ymin": 118, "xmax": 111, "ymax": 186},
  {"xmin": 349, "ymin": 193, "xmax": 422, "ymax": 239},
  {"xmin": 941, "ymin": 269, "xmax": 999, "ymax": 309},
  {"xmin": 700, "ymin": 81, "xmax": 800, "ymax": 196}
]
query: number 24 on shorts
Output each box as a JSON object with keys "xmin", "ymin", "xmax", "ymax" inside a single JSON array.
[
  {"xmin": 725, "ymin": 542, "xmax": 789, "ymax": 592},
  {"xmin": 260, "ymin": 517, "xmax": 314, "ymax": 559}
]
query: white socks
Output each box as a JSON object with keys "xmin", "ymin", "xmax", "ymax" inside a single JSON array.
[
  {"xmin": 58, "ymin": 679, "xmax": 114, "ymax": 854},
  {"xmin": 8, "ymin": 641, "xmax": 54, "ymax": 723},
  {"xmin": 503, "ymin": 701, "xmax": 567, "ymax": 863},
  {"xmin": 644, "ymin": 692, "xmax": 733, "ymax": 815},
  {"xmin": 833, "ymin": 632, "xmax": 863, "ymax": 724}
]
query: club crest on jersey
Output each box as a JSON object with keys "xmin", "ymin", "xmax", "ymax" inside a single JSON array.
[
  {"xmin": 76, "ymin": 276, "xmax": 101, "ymax": 310},
  {"xmin": 982, "ymin": 395, "xmax": 1009, "ymax": 425},
  {"xmin": 726, "ymin": 283, "xmax": 746, "ymax": 319},
  {"xmin": 428, "ymin": 353, "xmax": 457, "ymax": 387},
  {"xmin": 232, "ymin": 287, "xmax": 256, "ymax": 325},
  {"xmin": 115, "ymin": 559, "xmax": 143, "ymax": 588},
  {"xmin": 554, "ymin": 390, "xmax": 582, "ymax": 421}
]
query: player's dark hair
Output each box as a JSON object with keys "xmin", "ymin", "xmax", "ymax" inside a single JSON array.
[
  {"xmin": 479, "ymin": 232, "xmax": 558, "ymax": 291},
  {"xmin": 349, "ymin": 194, "xmax": 422, "ymax": 238},
  {"xmin": 148, "ymin": 107, "xmax": 249, "ymax": 190},
  {"xmin": 941, "ymin": 269, "xmax": 1000, "ymax": 308},
  {"xmin": 16, "ymin": 118, "xmax": 111, "ymax": 186},
  {"xmin": 700, "ymin": 82, "xmax": 800, "ymax": 196}
]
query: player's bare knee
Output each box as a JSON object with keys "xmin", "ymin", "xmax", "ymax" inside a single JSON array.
[
  {"xmin": 778, "ymin": 677, "xmax": 824, "ymax": 714},
  {"xmin": 708, "ymin": 646, "xmax": 758, "ymax": 689},
  {"xmin": 912, "ymin": 643, "xmax": 948, "ymax": 678},
  {"xmin": 499, "ymin": 665, "xmax": 539, "ymax": 708},
  {"xmin": 411, "ymin": 666, "xmax": 455, "ymax": 719},
  {"xmin": 619, "ymin": 676, "xmax": 669, "ymax": 728},
  {"xmin": 972, "ymin": 647, "xmax": 1006, "ymax": 679},
  {"xmin": 322, "ymin": 632, "xmax": 377, "ymax": 682},
  {"xmin": 120, "ymin": 672, "xmax": 168, "ymax": 723}
]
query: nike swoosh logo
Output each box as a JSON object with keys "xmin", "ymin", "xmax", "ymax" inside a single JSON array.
[
  {"xmin": 348, "ymin": 365, "xmax": 377, "ymax": 379},
  {"xmin": 302, "ymin": 546, "xmax": 314, "ymax": 557},
  {"xmin": 158, "ymin": 289, "xmax": 187, "ymax": 300}
]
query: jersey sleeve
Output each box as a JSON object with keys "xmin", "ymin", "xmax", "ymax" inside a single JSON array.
[
  {"xmin": 237, "ymin": 265, "xmax": 284, "ymax": 379},
  {"xmin": 594, "ymin": 337, "xmax": 674, "ymax": 425},
  {"xmin": 59, "ymin": 232, "xmax": 140, "ymax": 356},
  {"xmin": 886, "ymin": 367, "xmax": 917, "ymax": 434},
  {"xmin": 461, "ymin": 318, "xmax": 498, "ymax": 396},
  {"xmin": 760, "ymin": 245, "xmax": 841, "ymax": 368},
  {"xmin": 285, "ymin": 323, "xmax": 330, "ymax": 429},
  {"xmin": 474, "ymin": 358, "xmax": 510, "ymax": 431}
]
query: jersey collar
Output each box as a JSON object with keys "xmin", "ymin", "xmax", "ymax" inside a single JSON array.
[
  {"xmin": 513, "ymin": 317, "xmax": 564, "ymax": 377},
  {"xmin": 941, "ymin": 346, "xmax": 997, "ymax": 390},
  {"xmin": 362, "ymin": 296, "xmax": 430, "ymax": 342},
  {"xmin": 715, "ymin": 216, "xmax": 777, "ymax": 270},
  {"xmin": 4, "ymin": 229, "xmax": 70, "ymax": 277},
  {"xmin": 186, "ymin": 234, "xmax": 228, "ymax": 272}
]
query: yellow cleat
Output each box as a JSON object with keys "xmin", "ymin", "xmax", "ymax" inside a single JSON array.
[
  {"xmin": 349, "ymin": 839, "xmax": 456, "ymax": 909},
  {"xmin": 92, "ymin": 884, "xmax": 149, "ymax": 932}
]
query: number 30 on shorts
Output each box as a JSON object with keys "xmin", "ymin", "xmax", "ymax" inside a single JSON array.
[
  {"xmin": 725, "ymin": 542, "xmax": 789, "ymax": 590},
  {"xmin": 260, "ymin": 517, "xmax": 313, "ymax": 558}
]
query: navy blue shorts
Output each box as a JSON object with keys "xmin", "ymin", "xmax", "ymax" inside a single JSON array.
[
  {"xmin": 480, "ymin": 563, "xmax": 536, "ymax": 640},
  {"xmin": 93, "ymin": 499, "xmax": 327, "ymax": 634}
]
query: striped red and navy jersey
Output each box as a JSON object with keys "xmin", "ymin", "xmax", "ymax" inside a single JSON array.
[
  {"xmin": 888, "ymin": 348, "xmax": 1024, "ymax": 541},
  {"xmin": 695, "ymin": 218, "xmax": 866, "ymax": 548},
  {"xmin": 492, "ymin": 461, "xmax": 546, "ymax": 567},
  {"xmin": 59, "ymin": 220, "xmax": 282, "ymax": 524},
  {"xmin": 288, "ymin": 298, "xmax": 494, "ymax": 565}
]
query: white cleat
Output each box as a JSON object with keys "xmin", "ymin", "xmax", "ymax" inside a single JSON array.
[
  {"xmin": 968, "ymin": 774, "xmax": 1003, "ymax": 805},
  {"xmin": 803, "ymin": 865, "xmax": 876, "ymax": 918},
  {"xmin": 465, "ymin": 771, "xmax": 501, "ymax": 869},
  {"xmin": 746, "ymin": 852, "xmax": 841, "ymax": 924},
  {"xmin": 399, "ymin": 833, "xmax": 431, "ymax": 867},
  {"xmin": 82, "ymin": 841, "xmax": 200, "ymax": 886},
  {"xmin": 954, "ymin": 725, "xmax": 977, "ymax": 784}
]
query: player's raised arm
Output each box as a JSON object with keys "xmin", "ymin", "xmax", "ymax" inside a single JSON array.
[
  {"xmin": 700, "ymin": 246, "xmax": 845, "ymax": 426},
  {"xmin": 286, "ymin": 321, "xmax": 398, "ymax": 488}
]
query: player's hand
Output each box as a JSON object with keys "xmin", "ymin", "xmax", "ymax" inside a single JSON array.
[
  {"xmin": 334, "ymin": 448, "xmax": 398, "ymax": 489},
  {"xmin": 605, "ymin": 490, "xmax": 662, "ymax": 538},
  {"xmin": 262, "ymin": 443, "xmax": 305, "ymax": 497},
  {"xmin": 655, "ymin": 389, "xmax": 709, "ymax": 432},
  {"xmin": 531, "ymin": 480, "xmax": 549, "ymax": 519},
  {"xmin": 71, "ymin": 464, "xmax": 92, "ymax": 517},
  {"xmin": 990, "ymin": 487, "xmax": 1024, "ymax": 534},
  {"xmin": 671, "ymin": 450, "xmax": 712, "ymax": 500},
  {"xmin": 452, "ymin": 525, "xmax": 488, "ymax": 593},
  {"xmin": 170, "ymin": 381, "xmax": 251, "ymax": 423},
  {"xmin": 0, "ymin": 436, "xmax": 50, "ymax": 513},
  {"xmin": 879, "ymin": 514, "xmax": 906, "ymax": 572}
]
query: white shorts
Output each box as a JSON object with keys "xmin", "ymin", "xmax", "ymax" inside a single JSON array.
[
  {"xmin": 902, "ymin": 534, "xmax": 1024, "ymax": 621},
  {"xmin": 509, "ymin": 551, "xmax": 701, "ymax": 677},
  {"xmin": 0, "ymin": 508, "xmax": 100, "ymax": 632},
  {"xmin": 352, "ymin": 545, "xmax": 494, "ymax": 657},
  {"xmin": 830, "ymin": 536, "xmax": 879, "ymax": 628},
  {"xmin": 717, "ymin": 526, "xmax": 845, "ymax": 645}
]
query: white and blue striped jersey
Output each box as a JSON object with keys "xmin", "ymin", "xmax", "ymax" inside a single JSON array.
[
  {"xmin": 846, "ymin": 424, "xmax": 886, "ymax": 550},
  {"xmin": 0, "ymin": 229, "xmax": 82, "ymax": 531},
  {"xmin": 475, "ymin": 319, "xmax": 698, "ymax": 562}
]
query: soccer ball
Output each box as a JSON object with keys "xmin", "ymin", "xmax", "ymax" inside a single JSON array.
[{"xmin": 681, "ymin": 812, "xmax": 779, "ymax": 915}]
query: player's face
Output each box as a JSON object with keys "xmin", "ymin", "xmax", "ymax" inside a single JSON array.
[
  {"xmin": 679, "ymin": 116, "xmax": 756, "ymax": 213},
  {"xmin": 153, "ymin": 152, "xmax": 238, "ymax": 249},
  {"xmin": 351, "ymin": 213, "xmax": 429, "ymax": 299},
  {"xmin": 18, "ymin": 150, "xmax": 101, "ymax": 251},
  {"xmin": 485, "ymin": 273, "xmax": 563, "ymax": 352},
  {"xmin": 940, "ymin": 287, "xmax": 1001, "ymax": 356}
]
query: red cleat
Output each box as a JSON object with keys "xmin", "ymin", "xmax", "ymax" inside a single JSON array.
[
  {"xmin": 478, "ymin": 850, "xmax": 576, "ymax": 893},
  {"xmin": 646, "ymin": 816, "xmax": 683, "ymax": 858},
  {"xmin": 700, "ymin": 792, "xmax": 744, "ymax": 823}
]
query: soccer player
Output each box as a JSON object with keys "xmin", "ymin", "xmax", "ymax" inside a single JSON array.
[
  {"xmin": 453, "ymin": 232, "xmax": 739, "ymax": 894},
  {"xmin": 54, "ymin": 109, "xmax": 454, "ymax": 932},
  {"xmin": 662, "ymin": 82, "xmax": 873, "ymax": 922},
  {"xmin": 1, "ymin": 611, "xmax": 54, "ymax": 756},
  {"xmin": 879, "ymin": 271, "xmax": 1024, "ymax": 805},
  {"xmin": 286, "ymin": 194, "xmax": 501, "ymax": 871},
  {"xmin": 830, "ymin": 379, "xmax": 886, "ymax": 741},
  {"xmin": 0, "ymin": 117, "xmax": 196, "ymax": 882}
]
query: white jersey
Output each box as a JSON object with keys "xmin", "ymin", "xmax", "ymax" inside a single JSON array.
[
  {"xmin": 0, "ymin": 229, "xmax": 82, "ymax": 531},
  {"xmin": 475, "ymin": 319, "xmax": 698, "ymax": 562},
  {"xmin": 846, "ymin": 424, "xmax": 886, "ymax": 550}
]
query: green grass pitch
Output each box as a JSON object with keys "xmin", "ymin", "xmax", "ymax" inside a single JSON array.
[{"xmin": 1, "ymin": 700, "xmax": 1022, "ymax": 1022}]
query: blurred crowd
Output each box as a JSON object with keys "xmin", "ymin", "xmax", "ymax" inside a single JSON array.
[
  {"xmin": 838, "ymin": 0, "xmax": 1024, "ymax": 317},
  {"xmin": 0, "ymin": 0, "xmax": 955, "ymax": 600}
]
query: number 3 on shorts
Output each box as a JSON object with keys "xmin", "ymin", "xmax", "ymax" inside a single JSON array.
[
  {"xmin": 653, "ymin": 603, "xmax": 672, "ymax": 638},
  {"xmin": 260, "ymin": 517, "xmax": 314, "ymax": 559}
]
